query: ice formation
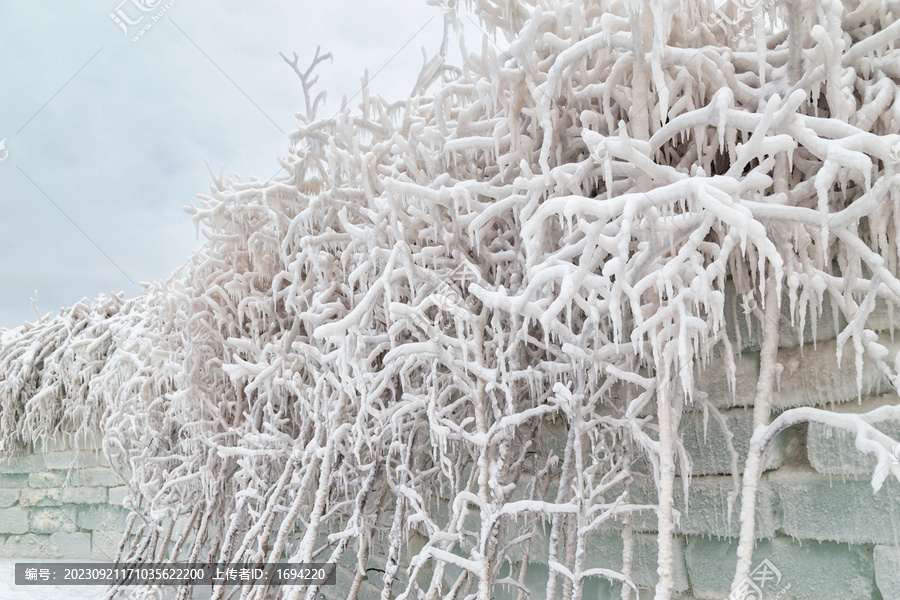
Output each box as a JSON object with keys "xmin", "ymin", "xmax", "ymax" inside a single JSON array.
[{"xmin": 3, "ymin": 0, "xmax": 900, "ymax": 599}]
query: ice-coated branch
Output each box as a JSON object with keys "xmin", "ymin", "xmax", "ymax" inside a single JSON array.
[{"xmin": 732, "ymin": 403, "xmax": 900, "ymax": 594}]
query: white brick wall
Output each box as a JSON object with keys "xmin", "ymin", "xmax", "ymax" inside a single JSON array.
[{"xmin": 0, "ymin": 446, "xmax": 130, "ymax": 559}]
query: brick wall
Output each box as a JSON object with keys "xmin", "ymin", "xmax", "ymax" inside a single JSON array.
[
  {"xmin": 327, "ymin": 302, "xmax": 900, "ymax": 600},
  {"xmin": 0, "ymin": 439, "xmax": 130, "ymax": 561},
  {"xmin": 524, "ymin": 333, "xmax": 897, "ymax": 599}
]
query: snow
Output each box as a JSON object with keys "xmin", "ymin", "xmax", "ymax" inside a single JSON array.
[{"xmin": 1, "ymin": 0, "xmax": 900, "ymax": 599}]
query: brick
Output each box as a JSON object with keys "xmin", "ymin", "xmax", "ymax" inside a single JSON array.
[
  {"xmin": 723, "ymin": 287, "xmax": 898, "ymax": 353},
  {"xmin": 319, "ymin": 560, "xmax": 392, "ymax": 600},
  {"xmin": 108, "ymin": 486, "xmax": 129, "ymax": 506},
  {"xmin": 753, "ymin": 282, "xmax": 896, "ymax": 349},
  {"xmin": 0, "ymin": 489, "xmax": 18, "ymax": 508},
  {"xmin": 680, "ymin": 476, "xmax": 775, "ymax": 539},
  {"xmin": 584, "ymin": 532, "xmax": 689, "ymax": 594},
  {"xmin": 0, "ymin": 532, "xmax": 91, "ymax": 559},
  {"xmin": 43, "ymin": 450, "xmax": 108, "ymax": 470},
  {"xmin": 697, "ymin": 338, "xmax": 894, "ymax": 409},
  {"xmin": 0, "ymin": 508, "xmax": 28, "ymax": 534},
  {"xmin": 684, "ymin": 536, "xmax": 873, "ymax": 600},
  {"xmin": 769, "ymin": 465, "xmax": 900, "ymax": 545},
  {"xmin": 806, "ymin": 392, "xmax": 900, "ymax": 475},
  {"xmin": 33, "ymin": 438, "xmax": 71, "ymax": 453},
  {"xmin": 0, "ymin": 473, "xmax": 28, "ymax": 487},
  {"xmin": 722, "ymin": 281, "xmax": 835, "ymax": 352},
  {"xmin": 518, "ymin": 562, "xmax": 587, "ymax": 599},
  {"xmin": 29, "ymin": 468, "xmax": 120, "ymax": 489},
  {"xmin": 28, "ymin": 471, "xmax": 67, "ymax": 488},
  {"xmin": 61, "ymin": 486, "xmax": 108, "ymax": 504},
  {"xmin": 19, "ymin": 487, "xmax": 62, "ymax": 507},
  {"xmin": 71, "ymin": 467, "xmax": 122, "ymax": 487},
  {"xmin": 173, "ymin": 513, "xmax": 193, "ymax": 537},
  {"xmin": 679, "ymin": 407, "xmax": 789, "ymax": 475},
  {"xmin": 91, "ymin": 530, "xmax": 126, "ymax": 561},
  {"xmin": 457, "ymin": 561, "xmax": 657, "ymax": 600},
  {"xmin": 503, "ymin": 519, "xmax": 550, "ymax": 564},
  {"xmin": 0, "ymin": 454, "xmax": 45, "ymax": 473},
  {"xmin": 40, "ymin": 450, "xmax": 79, "ymax": 470},
  {"xmin": 34, "ymin": 436, "xmax": 102, "ymax": 453},
  {"xmin": 874, "ymin": 545, "xmax": 900, "ymax": 600},
  {"xmin": 77, "ymin": 504, "xmax": 128, "ymax": 531},
  {"xmin": 695, "ymin": 352, "xmax": 760, "ymax": 409},
  {"xmin": 30, "ymin": 506, "xmax": 78, "ymax": 534},
  {"xmin": 609, "ymin": 474, "xmax": 775, "ymax": 539}
]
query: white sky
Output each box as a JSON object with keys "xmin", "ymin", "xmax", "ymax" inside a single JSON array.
[{"xmin": 0, "ymin": 0, "xmax": 480, "ymax": 328}]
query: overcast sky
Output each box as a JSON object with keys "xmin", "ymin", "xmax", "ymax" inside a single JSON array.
[{"xmin": 0, "ymin": 0, "xmax": 470, "ymax": 328}]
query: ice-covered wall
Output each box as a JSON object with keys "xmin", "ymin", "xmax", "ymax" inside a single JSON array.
[
  {"xmin": 308, "ymin": 293, "xmax": 900, "ymax": 600},
  {"xmin": 2, "ymin": 331, "xmax": 897, "ymax": 598},
  {"xmin": 407, "ymin": 322, "xmax": 899, "ymax": 600},
  {"xmin": 0, "ymin": 439, "xmax": 129, "ymax": 561}
]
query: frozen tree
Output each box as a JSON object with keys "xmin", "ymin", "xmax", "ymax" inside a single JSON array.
[{"xmin": 3, "ymin": 0, "xmax": 900, "ymax": 599}]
